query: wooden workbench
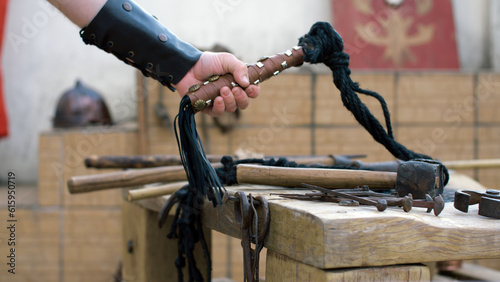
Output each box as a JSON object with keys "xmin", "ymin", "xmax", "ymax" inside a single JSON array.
[{"xmin": 122, "ymin": 173, "xmax": 500, "ymax": 281}]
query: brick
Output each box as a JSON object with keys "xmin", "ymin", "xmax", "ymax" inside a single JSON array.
[
  {"xmin": 63, "ymin": 209, "xmax": 122, "ymax": 282},
  {"xmin": 477, "ymin": 126, "xmax": 500, "ymax": 189},
  {"xmin": 477, "ymin": 73, "xmax": 500, "ymax": 123},
  {"xmin": 231, "ymin": 127, "xmax": 312, "ymax": 156},
  {"xmin": 60, "ymin": 129, "xmax": 137, "ymax": 207},
  {"xmin": 315, "ymin": 127, "xmax": 396, "ymax": 162},
  {"xmin": 396, "ymin": 126, "xmax": 474, "ymax": 161},
  {"xmin": 0, "ymin": 210, "xmax": 60, "ymax": 282},
  {"xmin": 396, "ymin": 74, "xmax": 474, "ymax": 124},
  {"xmin": 239, "ymin": 74, "xmax": 312, "ymax": 126},
  {"xmin": 38, "ymin": 134, "xmax": 64, "ymax": 206},
  {"xmin": 147, "ymin": 126, "xmax": 181, "ymax": 155}
]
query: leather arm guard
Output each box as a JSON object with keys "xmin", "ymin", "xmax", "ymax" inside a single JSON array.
[{"xmin": 80, "ymin": 0, "xmax": 202, "ymax": 91}]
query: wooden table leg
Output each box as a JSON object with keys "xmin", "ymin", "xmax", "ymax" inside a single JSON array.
[
  {"xmin": 266, "ymin": 250, "xmax": 430, "ymax": 281},
  {"xmin": 121, "ymin": 200, "xmax": 211, "ymax": 281}
]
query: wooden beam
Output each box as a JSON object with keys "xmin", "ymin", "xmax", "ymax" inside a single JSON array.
[
  {"xmin": 121, "ymin": 199, "xmax": 211, "ymax": 281},
  {"xmin": 266, "ymin": 250, "xmax": 430, "ymax": 281},
  {"xmin": 136, "ymin": 71, "xmax": 149, "ymax": 155}
]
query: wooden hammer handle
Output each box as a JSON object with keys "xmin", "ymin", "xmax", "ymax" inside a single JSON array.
[
  {"xmin": 127, "ymin": 181, "xmax": 187, "ymax": 201},
  {"xmin": 236, "ymin": 164, "xmax": 397, "ymax": 190}
]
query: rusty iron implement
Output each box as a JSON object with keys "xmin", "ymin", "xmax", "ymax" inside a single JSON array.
[
  {"xmin": 223, "ymin": 191, "xmax": 270, "ymax": 282},
  {"xmin": 454, "ymin": 190, "xmax": 500, "ymax": 219}
]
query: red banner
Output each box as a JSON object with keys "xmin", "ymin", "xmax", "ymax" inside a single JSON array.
[
  {"xmin": 332, "ymin": 0, "xmax": 459, "ymax": 69},
  {"xmin": 0, "ymin": 0, "xmax": 8, "ymax": 138}
]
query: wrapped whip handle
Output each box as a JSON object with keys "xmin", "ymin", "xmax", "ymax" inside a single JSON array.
[{"xmin": 187, "ymin": 47, "xmax": 305, "ymax": 112}]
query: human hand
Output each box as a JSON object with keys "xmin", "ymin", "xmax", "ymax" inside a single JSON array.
[{"xmin": 173, "ymin": 52, "xmax": 260, "ymax": 116}]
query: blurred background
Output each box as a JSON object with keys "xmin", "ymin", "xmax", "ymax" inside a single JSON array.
[
  {"xmin": 0, "ymin": 0, "xmax": 499, "ymax": 281},
  {"xmin": 0, "ymin": 0, "xmax": 499, "ymax": 182}
]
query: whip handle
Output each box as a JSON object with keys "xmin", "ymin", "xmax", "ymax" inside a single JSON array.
[{"xmin": 187, "ymin": 47, "xmax": 305, "ymax": 112}]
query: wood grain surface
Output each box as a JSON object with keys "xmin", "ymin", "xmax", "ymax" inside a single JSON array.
[{"xmin": 134, "ymin": 172, "xmax": 500, "ymax": 270}]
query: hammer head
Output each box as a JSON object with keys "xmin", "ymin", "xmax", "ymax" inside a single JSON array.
[{"xmin": 396, "ymin": 160, "xmax": 444, "ymax": 199}]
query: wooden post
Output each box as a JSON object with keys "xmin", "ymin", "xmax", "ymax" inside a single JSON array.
[
  {"xmin": 136, "ymin": 71, "xmax": 149, "ymax": 154},
  {"xmin": 121, "ymin": 199, "xmax": 211, "ymax": 281},
  {"xmin": 266, "ymin": 250, "xmax": 430, "ymax": 281}
]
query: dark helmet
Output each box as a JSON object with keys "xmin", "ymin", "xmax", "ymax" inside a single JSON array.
[{"xmin": 53, "ymin": 80, "xmax": 113, "ymax": 128}]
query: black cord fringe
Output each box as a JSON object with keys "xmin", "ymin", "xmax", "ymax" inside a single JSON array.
[
  {"xmin": 165, "ymin": 95, "xmax": 225, "ymax": 282},
  {"xmin": 175, "ymin": 95, "xmax": 226, "ymax": 205}
]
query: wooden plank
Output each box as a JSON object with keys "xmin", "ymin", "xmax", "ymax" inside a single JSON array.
[
  {"xmin": 122, "ymin": 200, "xmax": 211, "ymax": 282},
  {"xmin": 238, "ymin": 74, "xmax": 312, "ymax": 126},
  {"xmin": 266, "ymin": 250, "xmax": 430, "ymax": 282},
  {"xmin": 136, "ymin": 172, "xmax": 500, "ymax": 270},
  {"xmin": 314, "ymin": 127, "xmax": 396, "ymax": 162},
  {"xmin": 476, "ymin": 73, "xmax": 500, "ymax": 123},
  {"xmin": 136, "ymin": 71, "xmax": 150, "ymax": 155},
  {"xmin": 210, "ymin": 231, "xmax": 263, "ymax": 281},
  {"xmin": 63, "ymin": 209, "xmax": 122, "ymax": 282},
  {"xmin": 145, "ymin": 77, "xmax": 180, "ymax": 123},
  {"xmin": 396, "ymin": 126, "xmax": 474, "ymax": 163},
  {"xmin": 147, "ymin": 126, "xmax": 180, "ymax": 155},
  {"xmin": 199, "ymin": 127, "xmax": 231, "ymax": 156},
  {"xmin": 38, "ymin": 134, "xmax": 63, "ymax": 206},
  {"xmin": 230, "ymin": 128, "xmax": 311, "ymax": 156},
  {"xmin": 0, "ymin": 210, "xmax": 60, "ymax": 282},
  {"xmin": 477, "ymin": 126, "xmax": 500, "ymax": 189},
  {"xmin": 61, "ymin": 130, "xmax": 137, "ymax": 207}
]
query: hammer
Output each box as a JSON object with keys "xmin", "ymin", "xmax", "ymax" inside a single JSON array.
[
  {"xmin": 237, "ymin": 160, "xmax": 444, "ymax": 199},
  {"xmin": 68, "ymin": 159, "xmax": 443, "ymax": 200}
]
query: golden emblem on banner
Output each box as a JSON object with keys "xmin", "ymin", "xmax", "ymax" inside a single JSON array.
[{"xmin": 353, "ymin": 0, "xmax": 435, "ymax": 66}]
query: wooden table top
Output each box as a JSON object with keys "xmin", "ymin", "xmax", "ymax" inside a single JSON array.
[{"xmin": 134, "ymin": 172, "xmax": 500, "ymax": 269}]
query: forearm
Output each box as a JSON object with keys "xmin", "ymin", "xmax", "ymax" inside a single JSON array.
[{"xmin": 47, "ymin": 0, "xmax": 107, "ymax": 27}]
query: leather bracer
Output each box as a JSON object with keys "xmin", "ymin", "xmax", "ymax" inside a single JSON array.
[{"xmin": 80, "ymin": 0, "xmax": 202, "ymax": 91}]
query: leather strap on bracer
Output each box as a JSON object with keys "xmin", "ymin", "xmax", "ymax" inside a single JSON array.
[{"xmin": 80, "ymin": 0, "xmax": 202, "ymax": 91}]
